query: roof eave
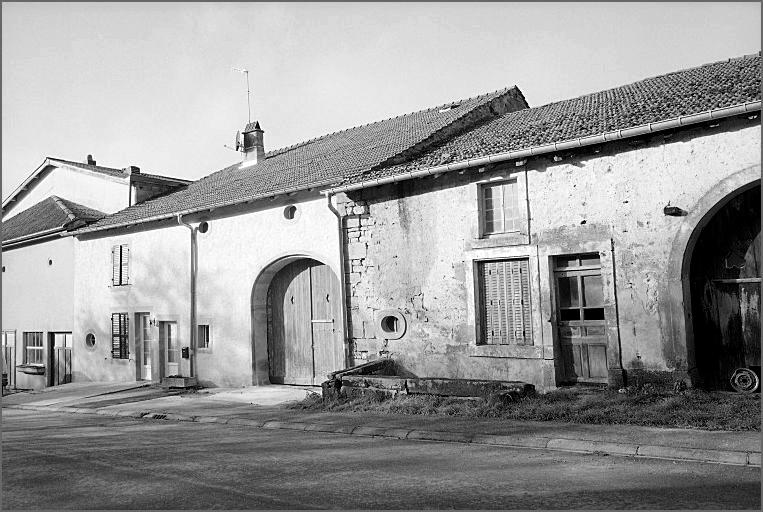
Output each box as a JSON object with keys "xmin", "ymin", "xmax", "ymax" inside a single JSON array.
[
  {"xmin": 73, "ymin": 178, "xmax": 340, "ymax": 236},
  {"xmin": 2, "ymin": 226, "xmax": 68, "ymax": 248}
]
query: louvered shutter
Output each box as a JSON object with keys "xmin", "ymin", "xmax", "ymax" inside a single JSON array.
[
  {"xmin": 111, "ymin": 313, "xmax": 128, "ymax": 358},
  {"xmin": 479, "ymin": 259, "xmax": 532, "ymax": 345},
  {"xmin": 111, "ymin": 313, "xmax": 121, "ymax": 358},
  {"xmin": 519, "ymin": 260, "xmax": 532, "ymax": 344},
  {"xmin": 481, "ymin": 263, "xmax": 501, "ymax": 344},
  {"xmin": 120, "ymin": 245, "xmax": 130, "ymax": 285},
  {"xmin": 111, "ymin": 246, "xmax": 120, "ymax": 285}
]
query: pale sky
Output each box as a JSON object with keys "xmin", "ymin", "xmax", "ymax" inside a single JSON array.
[{"xmin": 2, "ymin": 2, "xmax": 760, "ymax": 200}]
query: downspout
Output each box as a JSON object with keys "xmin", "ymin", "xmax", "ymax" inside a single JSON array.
[
  {"xmin": 610, "ymin": 238, "xmax": 626, "ymax": 387},
  {"xmin": 177, "ymin": 214, "xmax": 197, "ymax": 379},
  {"xmin": 325, "ymin": 193, "xmax": 350, "ymax": 369}
]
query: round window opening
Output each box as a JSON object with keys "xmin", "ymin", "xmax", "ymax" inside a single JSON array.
[
  {"xmin": 85, "ymin": 333, "xmax": 96, "ymax": 349},
  {"xmin": 48, "ymin": 259, "xmax": 53, "ymax": 266},
  {"xmin": 283, "ymin": 205, "xmax": 298, "ymax": 220},
  {"xmin": 376, "ymin": 310, "xmax": 406, "ymax": 340},
  {"xmin": 381, "ymin": 316, "xmax": 399, "ymax": 334}
]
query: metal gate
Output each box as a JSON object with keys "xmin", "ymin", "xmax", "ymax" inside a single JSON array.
[
  {"xmin": 49, "ymin": 333, "xmax": 73, "ymax": 386},
  {"xmin": 2, "ymin": 330, "xmax": 16, "ymax": 389}
]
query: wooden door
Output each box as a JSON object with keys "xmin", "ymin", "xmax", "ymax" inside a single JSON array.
[
  {"xmin": 160, "ymin": 322, "xmax": 179, "ymax": 377},
  {"xmin": 137, "ymin": 314, "xmax": 152, "ymax": 381},
  {"xmin": 554, "ymin": 254, "xmax": 608, "ymax": 384},
  {"xmin": 267, "ymin": 259, "xmax": 344, "ymax": 385},
  {"xmin": 311, "ymin": 262, "xmax": 344, "ymax": 382}
]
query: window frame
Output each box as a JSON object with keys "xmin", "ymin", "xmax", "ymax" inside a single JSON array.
[
  {"xmin": 23, "ymin": 332, "xmax": 44, "ymax": 365},
  {"xmin": 111, "ymin": 313, "xmax": 130, "ymax": 359},
  {"xmin": 478, "ymin": 178, "xmax": 521, "ymax": 238},
  {"xmin": 553, "ymin": 253, "xmax": 606, "ymax": 327},
  {"xmin": 197, "ymin": 324, "xmax": 211, "ymax": 351},
  {"xmin": 111, "ymin": 244, "xmax": 130, "ymax": 286}
]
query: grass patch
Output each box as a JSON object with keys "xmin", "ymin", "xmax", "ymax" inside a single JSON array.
[{"xmin": 290, "ymin": 385, "xmax": 761, "ymax": 431}]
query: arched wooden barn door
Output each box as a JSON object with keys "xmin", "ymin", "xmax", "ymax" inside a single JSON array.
[
  {"xmin": 689, "ymin": 185, "xmax": 761, "ymax": 391},
  {"xmin": 266, "ymin": 259, "xmax": 344, "ymax": 385}
]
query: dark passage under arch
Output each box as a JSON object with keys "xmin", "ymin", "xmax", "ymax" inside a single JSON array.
[{"xmin": 689, "ymin": 185, "xmax": 760, "ymax": 390}]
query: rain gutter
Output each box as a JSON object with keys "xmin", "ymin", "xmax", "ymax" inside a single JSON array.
[
  {"xmin": 321, "ymin": 101, "xmax": 762, "ymax": 195},
  {"xmin": 2, "ymin": 226, "xmax": 67, "ymax": 248},
  {"xmin": 74, "ymin": 178, "xmax": 339, "ymax": 235}
]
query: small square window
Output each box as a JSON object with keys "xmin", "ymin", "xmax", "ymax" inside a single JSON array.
[
  {"xmin": 23, "ymin": 332, "xmax": 43, "ymax": 364},
  {"xmin": 197, "ymin": 325, "xmax": 210, "ymax": 350},
  {"xmin": 480, "ymin": 180, "xmax": 520, "ymax": 236}
]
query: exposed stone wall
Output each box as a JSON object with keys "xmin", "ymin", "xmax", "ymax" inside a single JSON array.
[{"xmin": 339, "ymin": 116, "xmax": 761, "ymax": 391}]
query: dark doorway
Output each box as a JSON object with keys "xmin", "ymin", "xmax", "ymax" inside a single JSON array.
[
  {"xmin": 47, "ymin": 332, "xmax": 72, "ymax": 386},
  {"xmin": 690, "ymin": 185, "xmax": 761, "ymax": 390}
]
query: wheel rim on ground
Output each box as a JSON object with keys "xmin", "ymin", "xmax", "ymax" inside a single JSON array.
[{"xmin": 730, "ymin": 368, "xmax": 760, "ymax": 393}]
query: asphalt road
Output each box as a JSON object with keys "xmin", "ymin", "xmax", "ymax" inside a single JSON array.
[{"xmin": 2, "ymin": 409, "xmax": 760, "ymax": 510}]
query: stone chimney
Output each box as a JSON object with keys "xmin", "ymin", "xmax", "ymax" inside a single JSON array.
[
  {"xmin": 242, "ymin": 121, "xmax": 265, "ymax": 164},
  {"xmin": 85, "ymin": 154, "xmax": 96, "ymax": 165},
  {"xmin": 123, "ymin": 165, "xmax": 140, "ymax": 175}
]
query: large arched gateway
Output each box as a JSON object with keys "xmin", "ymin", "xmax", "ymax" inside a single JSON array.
[
  {"xmin": 261, "ymin": 258, "xmax": 345, "ymax": 385},
  {"xmin": 688, "ymin": 184, "xmax": 761, "ymax": 391}
]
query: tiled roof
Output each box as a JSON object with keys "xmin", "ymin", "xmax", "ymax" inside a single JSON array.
[
  {"xmin": 134, "ymin": 172, "xmax": 193, "ymax": 184},
  {"xmin": 78, "ymin": 87, "xmax": 525, "ymax": 233},
  {"xmin": 49, "ymin": 158, "xmax": 191, "ymax": 184},
  {"xmin": 348, "ymin": 53, "xmax": 762, "ymax": 184},
  {"xmin": 47, "ymin": 158, "xmax": 129, "ymax": 178},
  {"xmin": 2, "ymin": 196, "xmax": 106, "ymax": 243},
  {"xmin": 2, "ymin": 157, "xmax": 191, "ymax": 211}
]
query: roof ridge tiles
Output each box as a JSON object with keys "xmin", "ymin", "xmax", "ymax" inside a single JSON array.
[
  {"xmin": 262, "ymin": 86, "xmax": 513, "ymax": 159},
  {"xmin": 49, "ymin": 195, "xmax": 77, "ymax": 222}
]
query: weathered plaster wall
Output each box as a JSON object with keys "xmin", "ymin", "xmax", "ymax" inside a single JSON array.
[
  {"xmin": 73, "ymin": 193, "xmax": 340, "ymax": 387},
  {"xmin": 1, "ymin": 237, "xmax": 75, "ymax": 389},
  {"xmin": 342, "ymin": 118, "xmax": 760, "ymax": 390},
  {"xmin": 5, "ymin": 165, "xmax": 129, "ymax": 219}
]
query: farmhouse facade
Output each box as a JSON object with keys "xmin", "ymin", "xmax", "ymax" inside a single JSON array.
[
  {"xmin": 3, "ymin": 53, "xmax": 760, "ymax": 393},
  {"xmin": 1, "ymin": 158, "xmax": 190, "ymax": 390}
]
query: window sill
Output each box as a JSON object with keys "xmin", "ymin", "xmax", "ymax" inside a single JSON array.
[
  {"xmin": 16, "ymin": 364, "xmax": 45, "ymax": 375},
  {"xmin": 468, "ymin": 344, "xmax": 542, "ymax": 359},
  {"xmin": 469, "ymin": 233, "xmax": 528, "ymax": 249}
]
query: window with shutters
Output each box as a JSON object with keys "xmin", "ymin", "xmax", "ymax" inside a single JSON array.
[
  {"xmin": 111, "ymin": 244, "xmax": 130, "ymax": 286},
  {"xmin": 479, "ymin": 180, "xmax": 521, "ymax": 236},
  {"xmin": 111, "ymin": 313, "xmax": 129, "ymax": 359},
  {"xmin": 23, "ymin": 332, "xmax": 44, "ymax": 364},
  {"xmin": 477, "ymin": 259, "xmax": 532, "ymax": 345},
  {"xmin": 197, "ymin": 324, "xmax": 211, "ymax": 350}
]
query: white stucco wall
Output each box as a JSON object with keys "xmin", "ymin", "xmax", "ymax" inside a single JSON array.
[
  {"xmin": 4, "ymin": 164, "xmax": 129, "ymax": 219},
  {"xmin": 2, "ymin": 236, "xmax": 75, "ymax": 389},
  {"xmin": 73, "ymin": 194, "xmax": 341, "ymax": 387}
]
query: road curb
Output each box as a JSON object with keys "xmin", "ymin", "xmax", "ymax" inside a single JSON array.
[{"xmin": 5, "ymin": 404, "xmax": 759, "ymax": 467}]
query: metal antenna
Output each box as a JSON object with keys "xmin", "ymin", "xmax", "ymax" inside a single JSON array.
[{"xmin": 232, "ymin": 67, "xmax": 251, "ymax": 123}]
